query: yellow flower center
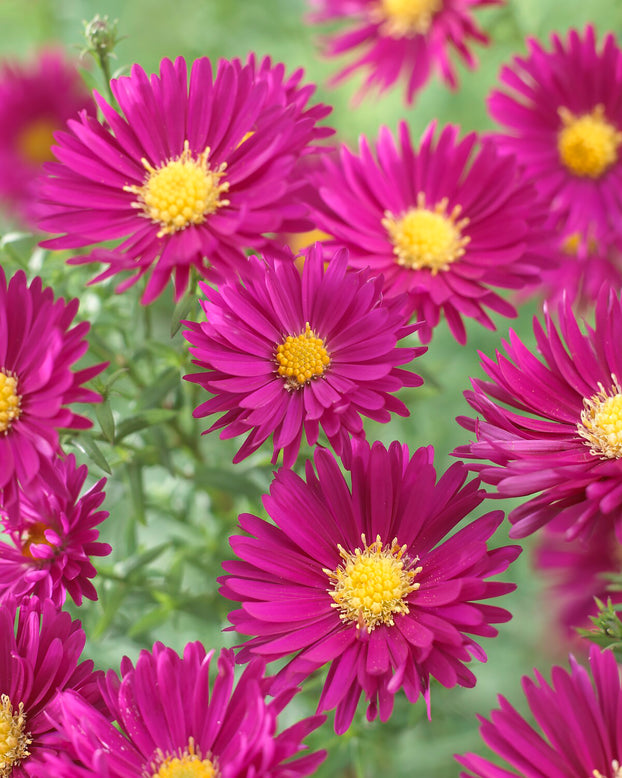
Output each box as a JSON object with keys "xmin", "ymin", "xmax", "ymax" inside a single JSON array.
[
  {"xmin": 0, "ymin": 371, "xmax": 21, "ymax": 435},
  {"xmin": 578, "ymin": 376, "xmax": 622, "ymax": 459},
  {"xmin": 276, "ymin": 322, "xmax": 330, "ymax": 389},
  {"xmin": 126, "ymin": 140, "xmax": 230, "ymax": 238},
  {"xmin": 383, "ymin": 193, "xmax": 470, "ymax": 274},
  {"xmin": 16, "ymin": 117, "xmax": 58, "ymax": 165},
  {"xmin": 21, "ymin": 522, "xmax": 54, "ymax": 560},
  {"xmin": 558, "ymin": 105, "xmax": 622, "ymax": 179},
  {"xmin": 325, "ymin": 534, "xmax": 422, "ymax": 632},
  {"xmin": 151, "ymin": 740, "xmax": 218, "ymax": 778},
  {"xmin": 377, "ymin": 0, "xmax": 442, "ymax": 36},
  {"xmin": 0, "ymin": 694, "xmax": 31, "ymax": 778},
  {"xmin": 592, "ymin": 759, "xmax": 622, "ymax": 778}
]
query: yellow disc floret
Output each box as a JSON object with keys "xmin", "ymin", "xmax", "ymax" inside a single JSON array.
[
  {"xmin": 592, "ymin": 759, "xmax": 622, "ymax": 778},
  {"xmin": 383, "ymin": 192, "xmax": 470, "ymax": 274},
  {"xmin": 377, "ymin": 0, "xmax": 442, "ymax": 36},
  {"xmin": 16, "ymin": 117, "xmax": 58, "ymax": 165},
  {"xmin": 151, "ymin": 740, "xmax": 218, "ymax": 778},
  {"xmin": 276, "ymin": 322, "xmax": 330, "ymax": 389},
  {"xmin": 0, "ymin": 370, "xmax": 21, "ymax": 434},
  {"xmin": 578, "ymin": 376, "xmax": 622, "ymax": 459},
  {"xmin": 325, "ymin": 534, "xmax": 422, "ymax": 632},
  {"xmin": 0, "ymin": 694, "xmax": 31, "ymax": 778},
  {"xmin": 558, "ymin": 105, "xmax": 622, "ymax": 179},
  {"xmin": 126, "ymin": 140, "xmax": 230, "ymax": 238}
]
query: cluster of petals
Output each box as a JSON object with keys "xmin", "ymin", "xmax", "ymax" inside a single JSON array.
[
  {"xmin": 308, "ymin": 0, "xmax": 502, "ymax": 104},
  {"xmin": 0, "ymin": 453, "xmax": 110, "ymax": 607},
  {"xmin": 220, "ymin": 440, "xmax": 519, "ymax": 734},
  {"xmin": 0, "ymin": 49, "xmax": 94, "ymax": 227},
  {"xmin": 488, "ymin": 25, "xmax": 622, "ymax": 248},
  {"xmin": 456, "ymin": 288, "xmax": 622, "ymax": 541},
  {"xmin": 184, "ymin": 244, "xmax": 424, "ymax": 467},
  {"xmin": 457, "ymin": 644, "xmax": 622, "ymax": 778},
  {"xmin": 309, "ymin": 120, "xmax": 554, "ymax": 343},
  {"xmin": 43, "ymin": 642, "xmax": 325, "ymax": 777},
  {"xmin": 0, "ymin": 267, "xmax": 105, "ymax": 497},
  {"xmin": 38, "ymin": 54, "xmax": 333, "ymax": 304}
]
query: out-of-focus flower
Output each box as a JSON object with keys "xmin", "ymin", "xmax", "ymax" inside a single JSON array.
[
  {"xmin": 38, "ymin": 55, "xmax": 333, "ymax": 304},
  {"xmin": 456, "ymin": 288, "xmax": 622, "ymax": 541},
  {"xmin": 0, "ymin": 49, "xmax": 95, "ymax": 228},
  {"xmin": 310, "ymin": 121, "xmax": 553, "ymax": 343},
  {"xmin": 308, "ymin": 0, "xmax": 503, "ymax": 104},
  {"xmin": 184, "ymin": 244, "xmax": 424, "ymax": 467},
  {"xmin": 456, "ymin": 644, "xmax": 622, "ymax": 778},
  {"xmin": 0, "ymin": 454, "xmax": 110, "ymax": 606},
  {"xmin": 221, "ymin": 440, "xmax": 519, "ymax": 734},
  {"xmin": 489, "ymin": 26, "xmax": 622, "ymax": 248}
]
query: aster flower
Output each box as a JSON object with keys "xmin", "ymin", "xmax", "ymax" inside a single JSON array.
[
  {"xmin": 0, "ymin": 267, "xmax": 105, "ymax": 496},
  {"xmin": 44, "ymin": 643, "xmax": 325, "ymax": 778},
  {"xmin": 38, "ymin": 55, "xmax": 333, "ymax": 304},
  {"xmin": 0, "ymin": 595, "xmax": 102, "ymax": 777},
  {"xmin": 310, "ymin": 121, "xmax": 553, "ymax": 344},
  {"xmin": 0, "ymin": 453, "xmax": 110, "ymax": 606},
  {"xmin": 183, "ymin": 243, "xmax": 424, "ymax": 467},
  {"xmin": 0, "ymin": 49, "xmax": 95, "ymax": 228},
  {"xmin": 456, "ymin": 288, "xmax": 622, "ymax": 541},
  {"xmin": 456, "ymin": 644, "xmax": 622, "ymax": 778},
  {"xmin": 308, "ymin": 0, "xmax": 502, "ymax": 104},
  {"xmin": 489, "ymin": 26, "xmax": 622, "ymax": 248},
  {"xmin": 220, "ymin": 440, "xmax": 519, "ymax": 734}
]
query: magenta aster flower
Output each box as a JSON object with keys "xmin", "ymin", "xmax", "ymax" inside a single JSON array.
[
  {"xmin": 44, "ymin": 643, "xmax": 325, "ymax": 778},
  {"xmin": 183, "ymin": 244, "xmax": 424, "ymax": 467},
  {"xmin": 456, "ymin": 644, "xmax": 622, "ymax": 778},
  {"xmin": 0, "ymin": 268, "xmax": 105, "ymax": 496},
  {"xmin": 489, "ymin": 26, "xmax": 622, "ymax": 248},
  {"xmin": 0, "ymin": 595, "xmax": 102, "ymax": 777},
  {"xmin": 456, "ymin": 288, "xmax": 622, "ymax": 541},
  {"xmin": 220, "ymin": 440, "xmax": 520, "ymax": 734},
  {"xmin": 38, "ymin": 55, "xmax": 332, "ymax": 304},
  {"xmin": 309, "ymin": 0, "xmax": 502, "ymax": 104},
  {"xmin": 0, "ymin": 454, "xmax": 110, "ymax": 606},
  {"xmin": 310, "ymin": 121, "xmax": 553, "ymax": 343},
  {"xmin": 0, "ymin": 49, "xmax": 95, "ymax": 228}
]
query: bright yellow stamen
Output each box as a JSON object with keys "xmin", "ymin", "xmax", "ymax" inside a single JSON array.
[
  {"xmin": 578, "ymin": 376, "xmax": 622, "ymax": 459},
  {"xmin": 16, "ymin": 117, "xmax": 57, "ymax": 165},
  {"xmin": 0, "ymin": 371, "xmax": 21, "ymax": 435},
  {"xmin": 151, "ymin": 740, "xmax": 218, "ymax": 778},
  {"xmin": 21, "ymin": 522, "xmax": 54, "ymax": 560},
  {"xmin": 287, "ymin": 229, "xmax": 333, "ymax": 254},
  {"xmin": 0, "ymin": 694, "xmax": 31, "ymax": 778},
  {"xmin": 325, "ymin": 534, "xmax": 422, "ymax": 632},
  {"xmin": 276, "ymin": 322, "xmax": 330, "ymax": 388},
  {"xmin": 126, "ymin": 140, "xmax": 230, "ymax": 238},
  {"xmin": 592, "ymin": 759, "xmax": 622, "ymax": 778},
  {"xmin": 558, "ymin": 105, "xmax": 622, "ymax": 179},
  {"xmin": 376, "ymin": 0, "xmax": 442, "ymax": 36},
  {"xmin": 383, "ymin": 192, "xmax": 470, "ymax": 274}
]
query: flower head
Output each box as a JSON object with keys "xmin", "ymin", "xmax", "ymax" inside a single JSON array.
[
  {"xmin": 310, "ymin": 121, "xmax": 553, "ymax": 343},
  {"xmin": 44, "ymin": 643, "xmax": 325, "ymax": 778},
  {"xmin": 0, "ymin": 49, "xmax": 95, "ymax": 227},
  {"xmin": 489, "ymin": 26, "xmax": 622, "ymax": 248},
  {"xmin": 456, "ymin": 288, "xmax": 622, "ymax": 541},
  {"xmin": 184, "ymin": 244, "xmax": 424, "ymax": 467},
  {"xmin": 38, "ymin": 55, "xmax": 332, "ymax": 304},
  {"xmin": 0, "ymin": 454, "xmax": 110, "ymax": 606},
  {"xmin": 456, "ymin": 644, "xmax": 622, "ymax": 778},
  {"xmin": 309, "ymin": 0, "xmax": 503, "ymax": 104},
  {"xmin": 0, "ymin": 268, "xmax": 105, "ymax": 495},
  {"xmin": 220, "ymin": 440, "xmax": 519, "ymax": 734}
]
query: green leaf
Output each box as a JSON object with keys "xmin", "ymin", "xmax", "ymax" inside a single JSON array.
[
  {"xmin": 95, "ymin": 400, "xmax": 115, "ymax": 443},
  {"xmin": 71, "ymin": 435, "xmax": 112, "ymax": 474},
  {"xmin": 170, "ymin": 286, "xmax": 198, "ymax": 338},
  {"xmin": 114, "ymin": 408, "xmax": 179, "ymax": 441}
]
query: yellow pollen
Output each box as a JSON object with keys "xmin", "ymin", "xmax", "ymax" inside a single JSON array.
[
  {"xmin": 16, "ymin": 117, "xmax": 58, "ymax": 165},
  {"xmin": 21, "ymin": 522, "xmax": 54, "ymax": 560},
  {"xmin": 376, "ymin": 0, "xmax": 442, "ymax": 36},
  {"xmin": 383, "ymin": 192, "xmax": 470, "ymax": 274},
  {"xmin": 151, "ymin": 740, "xmax": 218, "ymax": 778},
  {"xmin": 0, "ymin": 694, "xmax": 31, "ymax": 778},
  {"xmin": 125, "ymin": 140, "xmax": 230, "ymax": 238},
  {"xmin": 276, "ymin": 322, "xmax": 330, "ymax": 388},
  {"xmin": 578, "ymin": 376, "xmax": 622, "ymax": 459},
  {"xmin": 325, "ymin": 534, "xmax": 422, "ymax": 632},
  {"xmin": 592, "ymin": 759, "xmax": 622, "ymax": 778},
  {"xmin": 0, "ymin": 371, "xmax": 21, "ymax": 435},
  {"xmin": 558, "ymin": 105, "xmax": 622, "ymax": 179}
]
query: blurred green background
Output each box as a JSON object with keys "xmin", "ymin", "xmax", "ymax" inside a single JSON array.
[{"xmin": 1, "ymin": 1, "xmax": 620, "ymax": 775}]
